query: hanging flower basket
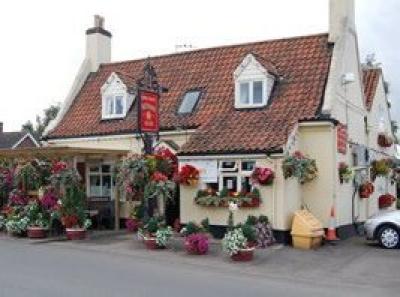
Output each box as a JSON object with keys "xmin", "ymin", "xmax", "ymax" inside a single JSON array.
[
  {"xmin": 27, "ymin": 226, "xmax": 47, "ymax": 239},
  {"xmin": 378, "ymin": 194, "xmax": 396, "ymax": 209},
  {"xmin": 359, "ymin": 182, "xmax": 374, "ymax": 199},
  {"xmin": 231, "ymin": 248, "xmax": 255, "ymax": 262},
  {"xmin": 338, "ymin": 162, "xmax": 353, "ymax": 183},
  {"xmin": 282, "ymin": 151, "xmax": 318, "ymax": 184},
  {"xmin": 371, "ymin": 159, "xmax": 392, "ymax": 180},
  {"xmin": 377, "ymin": 133, "xmax": 393, "ymax": 148},
  {"xmin": 251, "ymin": 167, "xmax": 275, "ymax": 186},
  {"xmin": 176, "ymin": 165, "xmax": 200, "ymax": 186}
]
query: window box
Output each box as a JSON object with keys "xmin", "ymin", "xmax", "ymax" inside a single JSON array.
[{"xmin": 194, "ymin": 188, "xmax": 261, "ymax": 208}]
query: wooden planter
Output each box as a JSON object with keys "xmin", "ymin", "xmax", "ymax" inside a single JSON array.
[
  {"xmin": 27, "ymin": 226, "xmax": 47, "ymax": 239},
  {"xmin": 66, "ymin": 228, "xmax": 86, "ymax": 240},
  {"xmin": 231, "ymin": 248, "xmax": 255, "ymax": 262}
]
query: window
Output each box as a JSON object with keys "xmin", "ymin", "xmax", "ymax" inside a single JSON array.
[
  {"xmin": 88, "ymin": 164, "xmax": 113, "ymax": 199},
  {"xmin": 178, "ymin": 90, "xmax": 201, "ymax": 114},
  {"xmin": 238, "ymin": 80, "xmax": 265, "ymax": 108},
  {"xmin": 218, "ymin": 160, "xmax": 256, "ymax": 192},
  {"xmin": 104, "ymin": 95, "xmax": 125, "ymax": 118}
]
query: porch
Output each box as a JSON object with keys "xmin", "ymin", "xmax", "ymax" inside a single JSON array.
[{"xmin": 0, "ymin": 146, "xmax": 130, "ymax": 230}]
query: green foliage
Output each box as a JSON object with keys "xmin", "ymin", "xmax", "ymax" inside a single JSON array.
[
  {"xmin": 26, "ymin": 201, "xmax": 50, "ymax": 228},
  {"xmin": 16, "ymin": 162, "xmax": 41, "ymax": 191},
  {"xmin": 145, "ymin": 217, "xmax": 161, "ymax": 234},
  {"xmin": 60, "ymin": 186, "xmax": 87, "ymax": 227},
  {"xmin": 21, "ymin": 104, "xmax": 60, "ymax": 138},
  {"xmin": 245, "ymin": 215, "xmax": 258, "ymax": 226},
  {"xmin": 155, "ymin": 226, "xmax": 173, "ymax": 246},
  {"xmin": 258, "ymin": 215, "xmax": 269, "ymax": 224},
  {"xmin": 240, "ymin": 223, "xmax": 257, "ymax": 242},
  {"xmin": 200, "ymin": 217, "xmax": 210, "ymax": 232},
  {"xmin": 282, "ymin": 152, "xmax": 318, "ymax": 184}
]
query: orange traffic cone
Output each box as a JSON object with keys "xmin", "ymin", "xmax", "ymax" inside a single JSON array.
[{"xmin": 326, "ymin": 206, "xmax": 339, "ymax": 242}]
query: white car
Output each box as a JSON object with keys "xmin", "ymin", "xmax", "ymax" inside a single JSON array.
[{"xmin": 364, "ymin": 210, "xmax": 400, "ymax": 249}]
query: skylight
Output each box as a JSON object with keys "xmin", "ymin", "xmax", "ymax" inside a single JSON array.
[{"xmin": 178, "ymin": 90, "xmax": 201, "ymax": 114}]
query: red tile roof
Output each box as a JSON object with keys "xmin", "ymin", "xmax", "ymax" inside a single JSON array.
[
  {"xmin": 48, "ymin": 33, "xmax": 333, "ymax": 154},
  {"xmin": 362, "ymin": 68, "xmax": 381, "ymax": 111}
]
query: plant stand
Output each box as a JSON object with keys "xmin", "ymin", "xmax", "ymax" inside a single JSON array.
[
  {"xmin": 27, "ymin": 226, "xmax": 47, "ymax": 239},
  {"xmin": 66, "ymin": 228, "xmax": 86, "ymax": 240},
  {"xmin": 231, "ymin": 248, "xmax": 255, "ymax": 262}
]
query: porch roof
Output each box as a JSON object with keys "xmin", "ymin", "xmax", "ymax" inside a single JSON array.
[{"xmin": 0, "ymin": 146, "xmax": 129, "ymax": 158}]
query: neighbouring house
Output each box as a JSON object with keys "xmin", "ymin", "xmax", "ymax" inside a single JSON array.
[
  {"xmin": 36, "ymin": 0, "xmax": 396, "ymax": 241},
  {"xmin": 0, "ymin": 122, "xmax": 39, "ymax": 149}
]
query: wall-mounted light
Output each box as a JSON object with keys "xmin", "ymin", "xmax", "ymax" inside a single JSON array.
[{"xmin": 342, "ymin": 73, "xmax": 355, "ymax": 85}]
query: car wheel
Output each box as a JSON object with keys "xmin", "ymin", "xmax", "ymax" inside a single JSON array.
[{"xmin": 378, "ymin": 225, "xmax": 399, "ymax": 249}]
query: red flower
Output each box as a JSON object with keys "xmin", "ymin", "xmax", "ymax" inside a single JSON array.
[
  {"xmin": 61, "ymin": 215, "xmax": 79, "ymax": 228},
  {"xmin": 293, "ymin": 151, "xmax": 305, "ymax": 159},
  {"xmin": 151, "ymin": 171, "xmax": 168, "ymax": 182},
  {"xmin": 251, "ymin": 167, "xmax": 275, "ymax": 185},
  {"xmin": 177, "ymin": 165, "xmax": 200, "ymax": 185},
  {"xmin": 51, "ymin": 161, "xmax": 67, "ymax": 174},
  {"xmin": 378, "ymin": 194, "xmax": 396, "ymax": 209}
]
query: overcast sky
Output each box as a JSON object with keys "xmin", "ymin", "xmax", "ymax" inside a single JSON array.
[{"xmin": 0, "ymin": 0, "xmax": 398, "ymax": 131}]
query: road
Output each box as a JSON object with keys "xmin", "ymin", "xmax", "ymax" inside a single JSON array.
[{"xmin": 0, "ymin": 237, "xmax": 397, "ymax": 297}]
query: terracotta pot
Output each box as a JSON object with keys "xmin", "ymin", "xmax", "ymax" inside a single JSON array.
[
  {"xmin": 66, "ymin": 228, "xmax": 86, "ymax": 240},
  {"xmin": 27, "ymin": 226, "xmax": 47, "ymax": 239},
  {"xmin": 231, "ymin": 248, "xmax": 255, "ymax": 262}
]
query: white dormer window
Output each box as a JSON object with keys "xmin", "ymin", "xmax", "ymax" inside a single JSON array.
[
  {"xmin": 101, "ymin": 72, "xmax": 135, "ymax": 120},
  {"xmin": 234, "ymin": 54, "xmax": 275, "ymax": 109}
]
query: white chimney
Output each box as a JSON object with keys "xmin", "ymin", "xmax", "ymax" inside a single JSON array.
[
  {"xmin": 86, "ymin": 15, "xmax": 112, "ymax": 72},
  {"xmin": 329, "ymin": 0, "xmax": 356, "ymax": 43}
]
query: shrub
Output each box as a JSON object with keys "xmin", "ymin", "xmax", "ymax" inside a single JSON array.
[{"xmin": 155, "ymin": 226, "xmax": 173, "ymax": 246}]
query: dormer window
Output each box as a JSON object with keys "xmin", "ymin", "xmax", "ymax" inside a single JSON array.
[
  {"xmin": 178, "ymin": 90, "xmax": 201, "ymax": 114},
  {"xmin": 234, "ymin": 54, "xmax": 275, "ymax": 109},
  {"xmin": 101, "ymin": 72, "xmax": 135, "ymax": 120},
  {"xmin": 105, "ymin": 94, "xmax": 125, "ymax": 117}
]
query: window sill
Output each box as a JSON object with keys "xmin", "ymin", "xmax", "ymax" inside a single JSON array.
[{"xmin": 234, "ymin": 103, "xmax": 267, "ymax": 110}]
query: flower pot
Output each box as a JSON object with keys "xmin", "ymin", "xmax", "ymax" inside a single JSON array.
[
  {"xmin": 143, "ymin": 237, "xmax": 165, "ymax": 250},
  {"xmin": 231, "ymin": 248, "xmax": 255, "ymax": 262},
  {"xmin": 66, "ymin": 228, "xmax": 86, "ymax": 240},
  {"xmin": 27, "ymin": 226, "xmax": 47, "ymax": 239}
]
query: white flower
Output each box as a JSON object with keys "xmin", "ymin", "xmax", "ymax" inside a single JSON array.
[{"xmin": 229, "ymin": 202, "xmax": 238, "ymax": 212}]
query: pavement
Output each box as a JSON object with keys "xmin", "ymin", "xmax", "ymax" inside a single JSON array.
[{"xmin": 0, "ymin": 232, "xmax": 399, "ymax": 297}]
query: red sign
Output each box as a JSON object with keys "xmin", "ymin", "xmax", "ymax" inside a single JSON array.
[{"xmin": 139, "ymin": 90, "xmax": 159, "ymax": 133}]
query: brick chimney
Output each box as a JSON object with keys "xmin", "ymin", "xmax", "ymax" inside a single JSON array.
[
  {"xmin": 86, "ymin": 15, "xmax": 112, "ymax": 72},
  {"xmin": 0, "ymin": 122, "xmax": 3, "ymax": 133},
  {"xmin": 329, "ymin": 0, "xmax": 356, "ymax": 43}
]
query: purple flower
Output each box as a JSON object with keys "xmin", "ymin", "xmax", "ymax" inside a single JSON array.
[
  {"xmin": 184, "ymin": 233, "xmax": 209, "ymax": 255},
  {"xmin": 40, "ymin": 191, "xmax": 58, "ymax": 210}
]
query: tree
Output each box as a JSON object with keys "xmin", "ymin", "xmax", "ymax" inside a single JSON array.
[{"xmin": 21, "ymin": 104, "xmax": 60, "ymax": 138}]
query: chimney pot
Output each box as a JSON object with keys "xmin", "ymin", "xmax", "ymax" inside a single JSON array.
[{"xmin": 94, "ymin": 15, "xmax": 104, "ymax": 28}]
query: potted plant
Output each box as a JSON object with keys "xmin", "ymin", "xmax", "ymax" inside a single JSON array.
[
  {"xmin": 58, "ymin": 186, "xmax": 91, "ymax": 240},
  {"xmin": 246, "ymin": 215, "xmax": 275, "ymax": 248},
  {"xmin": 181, "ymin": 218, "xmax": 210, "ymax": 255},
  {"xmin": 125, "ymin": 203, "xmax": 143, "ymax": 232},
  {"xmin": 251, "ymin": 167, "xmax": 275, "ymax": 186},
  {"xmin": 138, "ymin": 217, "xmax": 172, "ymax": 249},
  {"xmin": 222, "ymin": 228, "xmax": 255, "ymax": 262},
  {"xmin": 176, "ymin": 164, "xmax": 200, "ymax": 186},
  {"xmin": 338, "ymin": 162, "xmax": 353, "ymax": 183},
  {"xmin": 378, "ymin": 194, "xmax": 396, "ymax": 209},
  {"xmin": 26, "ymin": 201, "xmax": 50, "ymax": 239}
]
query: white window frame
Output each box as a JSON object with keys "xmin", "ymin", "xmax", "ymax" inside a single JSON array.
[
  {"xmin": 235, "ymin": 79, "xmax": 267, "ymax": 109},
  {"xmin": 87, "ymin": 162, "xmax": 114, "ymax": 200},
  {"xmin": 102, "ymin": 93, "xmax": 126, "ymax": 119},
  {"xmin": 218, "ymin": 160, "xmax": 256, "ymax": 192}
]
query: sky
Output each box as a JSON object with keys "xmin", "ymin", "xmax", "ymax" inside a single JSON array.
[{"xmin": 0, "ymin": 0, "xmax": 399, "ymax": 132}]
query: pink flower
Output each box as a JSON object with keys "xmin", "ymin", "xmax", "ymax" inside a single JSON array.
[
  {"xmin": 151, "ymin": 171, "xmax": 168, "ymax": 182},
  {"xmin": 184, "ymin": 233, "xmax": 209, "ymax": 255}
]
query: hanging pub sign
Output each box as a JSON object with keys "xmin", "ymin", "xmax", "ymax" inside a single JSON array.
[{"xmin": 139, "ymin": 90, "xmax": 160, "ymax": 133}]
